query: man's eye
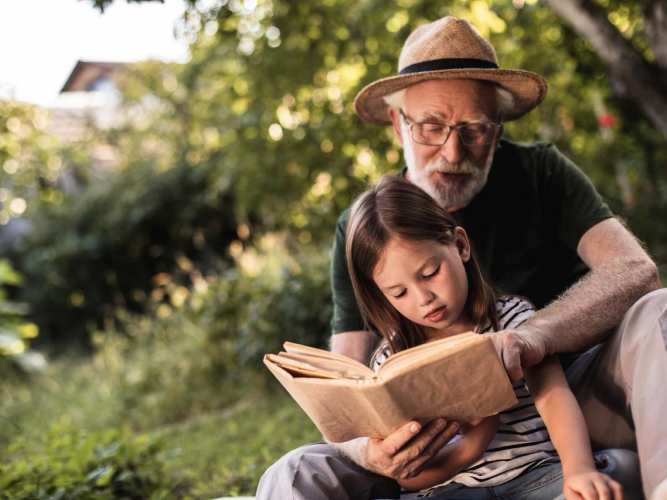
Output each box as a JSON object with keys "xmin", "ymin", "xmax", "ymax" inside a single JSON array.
[
  {"xmin": 420, "ymin": 123, "xmax": 445, "ymax": 134},
  {"xmin": 423, "ymin": 265, "xmax": 440, "ymax": 279},
  {"xmin": 462, "ymin": 124, "xmax": 490, "ymax": 137}
]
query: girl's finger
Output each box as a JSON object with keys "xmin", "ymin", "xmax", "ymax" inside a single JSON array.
[
  {"xmin": 593, "ymin": 479, "xmax": 612, "ymax": 500},
  {"xmin": 581, "ymin": 480, "xmax": 600, "ymax": 500},
  {"xmin": 610, "ymin": 480, "xmax": 624, "ymax": 500},
  {"xmin": 564, "ymin": 487, "xmax": 585, "ymax": 500}
]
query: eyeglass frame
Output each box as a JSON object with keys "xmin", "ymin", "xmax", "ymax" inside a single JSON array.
[{"xmin": 399, "ymin": 110, "xmax": 501, "ymax": 147}]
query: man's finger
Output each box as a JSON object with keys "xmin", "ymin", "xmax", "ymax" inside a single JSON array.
[
  {"xmin": 409, "ymin": 421, "xmax": 460, "ymax": 476},
  {"xmin": 380, "ymin": 420, "xmax": 426, "ymax": 457},
  {"xmin": 393, "ymin": 420, "xmax": 458, "ymax": 473},
  {"xmin": 503, "ymin": 346, "xmax": 524, "ymax": 382}
]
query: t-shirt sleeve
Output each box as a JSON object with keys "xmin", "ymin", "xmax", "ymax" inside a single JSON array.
[
  {"xmin": 538, "ymin": 143, "xmax": 614, "ymax": 251},
  {"xmin": 497, "ymin": 296, "xmax": 535, "ymax": 330},
  {"xmin": 330, "ymin": 209, "xmax": 366, "ymax": 334}
]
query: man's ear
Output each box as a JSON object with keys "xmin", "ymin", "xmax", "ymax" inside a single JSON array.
[
  {"xmin": 388, "ymin": 108, "xmax": 405, "ymax": 148},
  {"xmin": 494, "ymin": 123, "xmax": 504, "ymax": 150},
  {"xmin": 454, "ymin": 227, "xmax": 471, "ymax": 262}
]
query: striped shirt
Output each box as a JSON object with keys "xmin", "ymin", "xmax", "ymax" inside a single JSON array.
[{"xmin": 373, "ymin": 296, "xmax": 559, "ymax": 492}]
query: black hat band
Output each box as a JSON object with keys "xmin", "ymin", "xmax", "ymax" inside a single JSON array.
[{"xmin": 400, "ymin": 58, "xmax": 498, "ymax": 75}]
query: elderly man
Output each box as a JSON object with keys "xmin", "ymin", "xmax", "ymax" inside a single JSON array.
[{"xmin": 257, "ymin": 17, "xmax": 666, "ymax": 500}]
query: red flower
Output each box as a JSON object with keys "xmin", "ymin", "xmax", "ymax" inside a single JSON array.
[{"xmin": 598, "ymin": 112, "xmax": 617, "ymax": 128}]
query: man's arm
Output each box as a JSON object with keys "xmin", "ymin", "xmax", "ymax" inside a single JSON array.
[
  {"xmin": 330, "ymin": 330, "xmax": 375, "ymax": 364},
  {"xmin": 492, "ymin": 217, "xmax": 661, "ymax": 381}
]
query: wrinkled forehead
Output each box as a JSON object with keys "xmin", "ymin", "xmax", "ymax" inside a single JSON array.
[{"xmin": 404, "ymin": 79, "xmax": 499, "ymax": 122}]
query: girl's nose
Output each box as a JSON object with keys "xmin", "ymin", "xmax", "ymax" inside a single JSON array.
[{"xmin": 418, "ymin": 288, "xmax": 435, "ymax": 307}]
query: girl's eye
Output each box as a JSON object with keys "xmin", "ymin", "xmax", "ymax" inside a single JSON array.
[
  {"xmin": 423, "ymin": 265, "xmax": 441, "ymax": 279},
  {"xmin": 393, "ymin": 289, "xmax": 407, "ymax": 299}
]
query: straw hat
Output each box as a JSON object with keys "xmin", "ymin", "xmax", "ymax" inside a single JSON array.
[{"xmin": 354, "ymin": 17, "xmax": 547, "ymax": 125}]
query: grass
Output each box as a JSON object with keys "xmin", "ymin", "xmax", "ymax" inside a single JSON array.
[
  {"xmin": 161, "ymin": 391, "xmax": 321, "ymax": 498},
  {"xmin": 0, "ymin": 351, "xmax": 321, "ymax": 498}
]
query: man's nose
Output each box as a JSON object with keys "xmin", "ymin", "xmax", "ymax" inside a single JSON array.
[{"xmin": 440, "ymin": 128, "xmax": 466, "ymax": 165}]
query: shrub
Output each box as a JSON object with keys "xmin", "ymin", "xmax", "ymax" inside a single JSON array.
[
  {"xmin": 0, "ymin": 259, "xmax": 45, "ymax": 378},
  {"xmin": 0, "ymin": 425, "xmax": 184, "ymax": 499},
  {"xmin": 86, "ymin": 238, "xmax": 333, "ymax": 429}
]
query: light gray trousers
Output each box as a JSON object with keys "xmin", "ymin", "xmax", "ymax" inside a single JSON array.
[{"xmin": 256, "ymin": 289, "xmax": 667, "ymax": 500}]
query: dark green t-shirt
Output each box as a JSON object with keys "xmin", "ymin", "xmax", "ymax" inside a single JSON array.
[{"xmin": 331, "ymin": 140, "xmax": 614, "ymax": 334}]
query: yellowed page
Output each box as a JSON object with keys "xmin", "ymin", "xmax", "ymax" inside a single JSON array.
[
  {"xmin": 378, "ymin": 332, "xmax": 478, "ymax": 376},
  {"xmin": 283, "ymin": 342, "xmax": 375, "ymax": 375},
  {"xmin": 276, "ymin": 352, "xmax": 373, "ymax": 379}
]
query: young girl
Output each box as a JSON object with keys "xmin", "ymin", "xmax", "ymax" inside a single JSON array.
[{"xmin": 345, "ymin": 175, "xmax": 640, "ymax": 499}]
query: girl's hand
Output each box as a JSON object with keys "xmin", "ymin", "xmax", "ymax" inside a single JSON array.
[{"xmin": 564, "ymin": 470, "xmax": 623, "ymax": 500}]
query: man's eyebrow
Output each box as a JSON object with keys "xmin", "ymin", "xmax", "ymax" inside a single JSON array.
[
  {"xmin": 418, "ymin": 112, "xmax": 449, "ymax": 122},
  {"xmin": 465, "ymin": 115, "xmax": 492, "ymax": 124},
  {"xmin": 417, "ymin": 113, "xmax": 492, "ymax": 124}
]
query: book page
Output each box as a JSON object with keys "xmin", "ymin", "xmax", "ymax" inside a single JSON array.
[
  {"xmin": 273, "ymin": 352, "xmax": 372, "ymax": 379},
  {"xmin": 378, "ymin": 332, "xmax": 479, "ymax": 377},
  {"xmin": 283, "ymin": 342, "xmax": 376, "ymax": 377}
]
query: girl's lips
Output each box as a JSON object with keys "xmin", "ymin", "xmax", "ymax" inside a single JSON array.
[{"xmin": 425, "ymin": 305, "xmax": 447, "ymax": 322}]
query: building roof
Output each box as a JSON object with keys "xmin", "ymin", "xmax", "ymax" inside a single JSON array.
[{"xmin": 60, "ymin": 61, "xmax": 126, "ymax": 93}]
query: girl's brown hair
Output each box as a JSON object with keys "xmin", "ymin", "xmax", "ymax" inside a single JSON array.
[{"xmin": 345, "ymin": 176, "xmax": 499, "ymax": 360}]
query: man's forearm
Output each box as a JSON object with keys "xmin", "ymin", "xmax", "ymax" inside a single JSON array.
[
  {"xmin": 525, "ymin": 254, "xmax": 660, "ymax": 354},
  {"xmin": 328, "ymin": 437, "xmax": 373, "ymax": 470},
  {"xmin": 330, "ymin": 330, "xmax": 376, "ymax": 365}
]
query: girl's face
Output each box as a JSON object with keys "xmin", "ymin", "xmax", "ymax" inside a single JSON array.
[{"xmin": 373, "ymin": 229, "xmax": 473, "ymax": 340}]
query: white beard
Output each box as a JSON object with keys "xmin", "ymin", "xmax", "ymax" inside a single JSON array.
[{"xmin": 404, "ymin": 139, "xmax": 494, "ymax": 210}]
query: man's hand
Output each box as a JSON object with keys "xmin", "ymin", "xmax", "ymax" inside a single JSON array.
[
  {"xmin": 363, "ymin": 418, "xmax": 460, "ymax": 479},
  {"xmin": 489, "ymin": 325, "xmax": 548, "ymax": 382}
]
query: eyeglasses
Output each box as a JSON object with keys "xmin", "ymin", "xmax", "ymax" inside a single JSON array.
[{"xmin": 400, "ymin": 110, "xmax": 500, "ymax": 147}]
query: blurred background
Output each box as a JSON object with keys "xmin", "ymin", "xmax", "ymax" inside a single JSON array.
[{"xmin": 1, "ymin": 0, "xmax": 665, "ymax": 497}]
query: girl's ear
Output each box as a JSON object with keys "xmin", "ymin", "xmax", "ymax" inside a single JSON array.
[{"xmin": 454, "ymin": 227, "xmax": 471, "ymax": 262}]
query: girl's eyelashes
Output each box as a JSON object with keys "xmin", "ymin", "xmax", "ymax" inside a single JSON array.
[
  {"xmin": 423, "ymin": 265, "xmax": 441, "ymax": 279},
  {"xmin": 388, "ymin": 264, "xmax": 440, "ymax": 299}
]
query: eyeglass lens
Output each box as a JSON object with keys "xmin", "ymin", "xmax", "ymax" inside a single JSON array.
[{"xmin": 413, "ymin": 123, "xmax": 497, "ymax": 146}]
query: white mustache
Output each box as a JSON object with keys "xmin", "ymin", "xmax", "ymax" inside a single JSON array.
[{"xmin": 422, "ymin": 158, "xmax": 477, "ymax": 176}]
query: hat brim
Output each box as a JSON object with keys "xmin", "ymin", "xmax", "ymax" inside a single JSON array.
[{"xmin": 354, "ymin": 68, "xmax": 547, "ymax": 125}]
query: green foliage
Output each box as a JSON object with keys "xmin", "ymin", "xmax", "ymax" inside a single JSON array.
[
  {"xmin": 0, "ymin": 425, "xmax": 183, "ymax": 499},
  {"xmin": 0, "ymin": 100, "xmax": 92, "ymax": 224},
  {"xmin": 0, "ymin": 242, "xmax": 330, "ymax": 454},
  {"xmin": 13, "ymin": 155, "xmax": 238, "ymax": 346},
  {"xmin": 0, "ymin": 259, "xmax": 44, "ymax": 377},
  {"xmin": 161, "ymin": 391, "xmax": 321, "ymax": 498},
  {"xmin": 91, "ymin": 240, "xmax": 332, "ymax": 428}
]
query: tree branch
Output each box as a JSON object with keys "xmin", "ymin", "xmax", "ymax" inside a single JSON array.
[
  {"xmin": 637, "ymin": 0, "xmax": 667, "ymax": 72},
  {"xmin": 545, "ymin": 0, "xmax": 667, "ymax": 139}
]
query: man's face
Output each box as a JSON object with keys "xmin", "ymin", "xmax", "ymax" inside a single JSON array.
[{"xmin": 390, "ymin": 79, "xmax": 502, "ymax": 210}]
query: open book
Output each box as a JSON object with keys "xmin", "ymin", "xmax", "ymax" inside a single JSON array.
[{"xmin": 264, "ymin": 332, "xmax": 517, "ymax": 443}]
